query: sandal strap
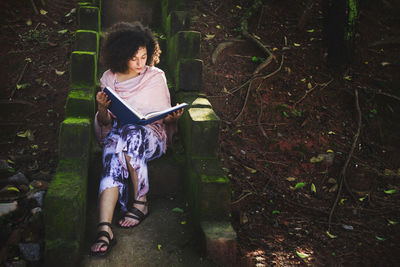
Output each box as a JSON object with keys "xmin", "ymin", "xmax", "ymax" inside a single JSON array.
[
  {"xmin": 96, "ymin": 231, "xmax": 111, "ymax": 243},
  {"xmin": 133, "ymin": 199, "xmax": 147, "ymax": 205},
  {"xmin": 97, "ymin": 222, "xmax": 112, "ymax": 228},
  {"xmin": 124, "ymin": 207, "xmax": 145, "ymax": 221}
]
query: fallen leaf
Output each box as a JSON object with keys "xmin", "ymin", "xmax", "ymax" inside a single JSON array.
[
  {"xmin": 157, "ymin": 244, "xmax": 162, "ymax": 251},
  {"xmin": 383, "ymin": 169, "xmax": 395, "ymax": 176},
  {"xmin": 294, "ymin": 43, "xmax": 301, "ymax": 47},
  {"xmin": 381, "ymin": 62, "xmax": 390, "ymax": 67},
  {"xmin": 329, "ymin": 184, "xmax": 338, "ymax": 192},
  {"xmin": 17, "ymin": 130, "xmax": 34, "ymax": 141},
  {"xmin": 311, "ymin": 183, "xmax": 316, "ymax": 193},
  {"xmin": 310, "ymin": 156, "xmax": 324, "ymax": 163},
  {"xmin": 244, "ymin": 166, "xmax": 257, "ymax": 173},
  {"xmin": 326, "ymin": 231, "xmax": 337, "ymax": 239},
  {"xmin": 307, "ymin": 82, "xmax": 312, "ymax": 89},
  {"xmin": 327, "ymin": 178, "xmax": 337, "ymax": 184},
  {"xmin": 343, "ymin": 75, "xmax": 352, "ymax": 81},
  {"xmin": 296, "ymin": 250, "xmax": 310, "ymax": 259},
  {"xmin": 7, "ymin": 187, "xmax": 20, "ymax": 193},
  {"xmin": 376, "ymin": 236, "xmax": 386, "ymax": 241},
  {"xmin": 326, "ymin": 149, "xmax": 334, "ymax": 153},
  {"xmin": 294, "ymin": 182, "xmax": 306, "ymax": 189},
  {"xmin": 204, "ymin": 34, "xmax": 215, "ymax": 40},
  {"xmin": 16, "ymin": 83, "xmax": 31, "ymax": 90},
  {"xmin": 286, "ymin": 177, "xmax": 296, "ymax": 182},
  {"xmin": 384, "ymin": 189, "xmax": 396, "ymax": 194},
  {"xmin": 300, "ymin": 78, "xmax": 306, "ymax": 82},
  {"xmin": 273, "ymin": 47, "xmax": 278, "ymax": 51},
  {"xmin": 58, "ymin": 29, "xmax": 68, "ymax": 34},
  {"xmin": 40, "ymin": 9, "xmax": 48, "ymax": 15},
  {"xmin": 272, "ymin": 210, "xmax": 280, "ymax": 214},
  {"xmin": 387, "ymin": 219, "xmax": 399, "ymax": 225},
  {"xmin": 252, "ymin": 34, "xmax": 261, "ymax": 40},
  {"xmin": 55, "ymin": 69, "xmax": 65, "ymax": 75},
  {"xmin": 180, "ymin": 221, "xmax": 186, "ymax": 225},
  {"xmin": 172, "ymin": 207, "xmax": 184, "ymax": 213},
  {"xmin": 306, "ymin": 29, "xmax": 314, "ymax": 33}
]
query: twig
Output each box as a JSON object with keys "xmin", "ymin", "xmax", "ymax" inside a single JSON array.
[
  {"xmin": 29, "ymin": 0, "xmax": 39, "ymax": 15},
  {"xmin": 233, "ymin": 55, "xmax": 284, "ymax": 121},
  {"xmin": 376, "ymin": 90, "xmax": 400, "ymax": 101},
  {"xmin": 328, "ymin": 88, "xmax": 362, "ymax": 232},
  {"xmin": 293, "ymin": 79, "xmax": 333, "ymax": 107},
  {"xmin": 257, "ymin": 5, "xmax": 265, "ymax": 29},
  {"xmin": 256, "ymin": 81, "xmax": 268, "ymax": 138},
  {"xmin": 242, "ymin": 31, "xmax": 274, "ymax": 75},
  {"xmin": 232, "ymin": 191, "xmax": 253, "ymax": 204},
  {"xmin": 10, "ymin": 60, "xmax": 31, "ymax": 99}
]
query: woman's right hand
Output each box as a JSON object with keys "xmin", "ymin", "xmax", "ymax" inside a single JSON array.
[{"xmin": 96, "ymin": 91, "xmax": 111, "ymax": 110}]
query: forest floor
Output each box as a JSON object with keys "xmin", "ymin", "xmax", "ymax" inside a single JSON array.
[
  {"xmin": 189, "ymin": 0, "xmax": 400, "ymax": 266},
  {"xmin": 0, "ymin": 0, "xmax": 399, "ymax": 266}
]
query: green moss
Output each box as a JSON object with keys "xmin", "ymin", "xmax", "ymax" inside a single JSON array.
[
  {"xmin": 345, "ymin": 0, "xmax": 358, "ymax": 41},
  {"xmin": 189, "ymin": 108, "xmax": 219, "ymax": 121},
  {"xmin": 63, "ymin": 117, "xmax": 90, "ymax": 125},
  {"xmin": 200, "ymin": 174, "xmax": 229, "ymax": 184}
]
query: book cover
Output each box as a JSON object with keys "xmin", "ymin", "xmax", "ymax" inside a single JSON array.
[{"xmin": 103, "ymin": 87, "xmax": 188, "ymax": 125}]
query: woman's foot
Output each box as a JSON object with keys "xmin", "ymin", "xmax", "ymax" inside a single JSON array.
[
  {"xmin": 118, "ymin": 199, "xmax": 149, "ymax": 228},
  {"xmin": 90, "ymin": 222, "xmax": 116, "ymax": 256}
]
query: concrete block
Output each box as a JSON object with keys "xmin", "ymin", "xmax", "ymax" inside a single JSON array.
[
  {"xmin": 65, "ymin": 89, "xmax": 95, "ymax": 118},
  {"xmin": 192, "ymin": 158, "xmax": 231, "ymax": 220},
  {"xmin": 148, "ymin": 148, "xmax": 185, "ymax": 197},
  {"xmin": 161, "ymin": 0, "xmax": 186, "ymax": 33},
  {"xmin": 182, "ymin": 106, "xmax": 220, "ymax": 158},
  {"xmin": 166, "ymin": 11, "xmax": 190, "ymax": 38},
  {"xmin": 167, "ymin": 31, "xmax": 200, "ymax": 77},
  {"xmin": 70, "ymin": 51, "xmax": 97, "ymax": 88},
  {"xmin": 200, "ymin": 221, "xmax": 237, "ymax": 267},
  {"xmin": 74, "ymin": 30, "xmax": 99, "ymax": 54},
  {"xmin": 176, "ymin": 92, "xmax": 210, "ymax": 108},
  {"xmin": 44, "ymin": 158, "xmax": 89, "ymax": 266},
  {"xmin": 78, "ymin": 6, "xmax": 100, "ymax": 32},
  {"xmin": 58, "ymin": 117, "xmax": 91, "ymax": 160},
  {"xmin": 175, "ymin": 58, "xmax": 203, "ymax": 92}
]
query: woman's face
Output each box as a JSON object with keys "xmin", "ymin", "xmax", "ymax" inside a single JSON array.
[{"xmin": 127, "ymin": 46, "xmax": 147, "ymax": 76}]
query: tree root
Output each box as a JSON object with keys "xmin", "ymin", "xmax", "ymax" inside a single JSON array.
[
  {"xmin": 294, "ymin": 79, "xmax": 333, "ymax": 107},
  {"xmin": 328, "ymin": 88, "xmax": 362, "ymax": 232}
]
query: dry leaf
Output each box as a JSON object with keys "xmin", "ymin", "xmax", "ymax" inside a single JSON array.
[{"xmin": 55, "ymin": 69, "xmax": 65, "ymax": 75}]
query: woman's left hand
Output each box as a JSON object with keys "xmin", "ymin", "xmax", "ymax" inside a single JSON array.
[{"xmin": 164, "ymin": 104, "xmax": 184, "ymax": 123}]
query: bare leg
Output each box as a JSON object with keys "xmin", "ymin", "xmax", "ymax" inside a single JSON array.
[
  {"xmin": 91, "ymin": 186, "xmax": 119, "ymax": 253},
  {"xmin": 118, "ymin": 153, "xmax": 148, "ymax": 228}
]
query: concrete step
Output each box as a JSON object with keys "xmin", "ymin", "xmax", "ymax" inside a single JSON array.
[{"xmin": 82, "ymin": 194, "xmax": 215, "ymax": 267}]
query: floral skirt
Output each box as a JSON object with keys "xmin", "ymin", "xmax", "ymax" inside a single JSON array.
[{"xmin": 99, "ymin": 121, "xmax": 165, "ymax": 211}]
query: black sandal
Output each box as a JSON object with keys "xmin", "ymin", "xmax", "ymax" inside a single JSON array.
[
  {"xmin": 118, "ymin": 200, "xmax": 149, "ymax": 229},
  {"xmin": 90, "ymin": 222, "xmax": 116, "ymax": 256}
]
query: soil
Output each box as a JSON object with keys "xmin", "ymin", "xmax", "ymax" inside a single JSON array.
[{"xmin": 0, "ymin": 0, "xmax": 399, "ymax": 266}]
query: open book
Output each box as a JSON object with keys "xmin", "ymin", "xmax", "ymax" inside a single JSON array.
[{"xmin": 103, "ymin": 87, "xmax": 188, "ymax": 126}]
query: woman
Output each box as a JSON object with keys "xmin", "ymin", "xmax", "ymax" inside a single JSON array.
[{"xmin": 90, "ymin": 21, "xmax": 183, "ymax": 256}]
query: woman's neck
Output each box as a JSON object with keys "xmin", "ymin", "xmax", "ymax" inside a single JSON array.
[{"xmin": 116, "ymin": 69, "xmax": 141, "ymax": 82}]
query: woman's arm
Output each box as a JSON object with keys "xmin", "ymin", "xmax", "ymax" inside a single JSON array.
[{"xmin": 96, "ymin": 91, "xmax": 112, "ymax": 125}]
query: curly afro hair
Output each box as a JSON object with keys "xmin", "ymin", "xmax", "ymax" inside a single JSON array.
[{"xmin": 100, "ymin": 21, "xmax": 161, "ymax": 73}]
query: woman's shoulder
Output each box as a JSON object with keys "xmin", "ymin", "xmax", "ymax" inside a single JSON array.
[
  {"xmin": 100, "ymin": 69, "xmax": 116, "ymax": 87},
  {"xmin": 145, "ymin": 66, "xmax": 165, "ymax": 76}
]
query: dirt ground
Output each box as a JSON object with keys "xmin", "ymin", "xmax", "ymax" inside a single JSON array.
[
  {"xmin": 188, "ymin": 0, "xmax": 400, "ymax": 266},
  {"xmin": 0, "ymin": 0, "xmax": 399, "ymax": 266}
]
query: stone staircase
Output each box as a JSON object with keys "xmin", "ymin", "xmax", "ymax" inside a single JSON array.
[{"xmin": 43, "ymin": 1, "xmax": 237, "ymax": 266}]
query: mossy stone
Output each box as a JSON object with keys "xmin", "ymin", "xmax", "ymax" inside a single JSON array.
[
  {"xmin": 166, "ymin": 11, "xmax": 190, "ymax": 38},
  {"xmin": 175, "ymin": 58, "xmax": 203, "ymax": 92},
  {"xmin": 192, "ymin": 158, "xmax": 231, "ymax": 220},
  {"xmin": 58, "ymin": 117, "xmax": 92, "ymax": 160},
  {"xmin": 181, "ymin": 107, "xmax": 220, "ymax": 158},
  {"xmin": 65, "ymin": 89, "xmax": 95, "ymax": 118},
  {"xmin": 78, "ymin": 6, "xmax": 100, "ymax": 32},
  {"xmin": 74, "ymin": 30, "xmax": 99, "ymax": 55},
  {"xmin": 70, "ymin": 51, "xmax": 97, "ymax": 88}
]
